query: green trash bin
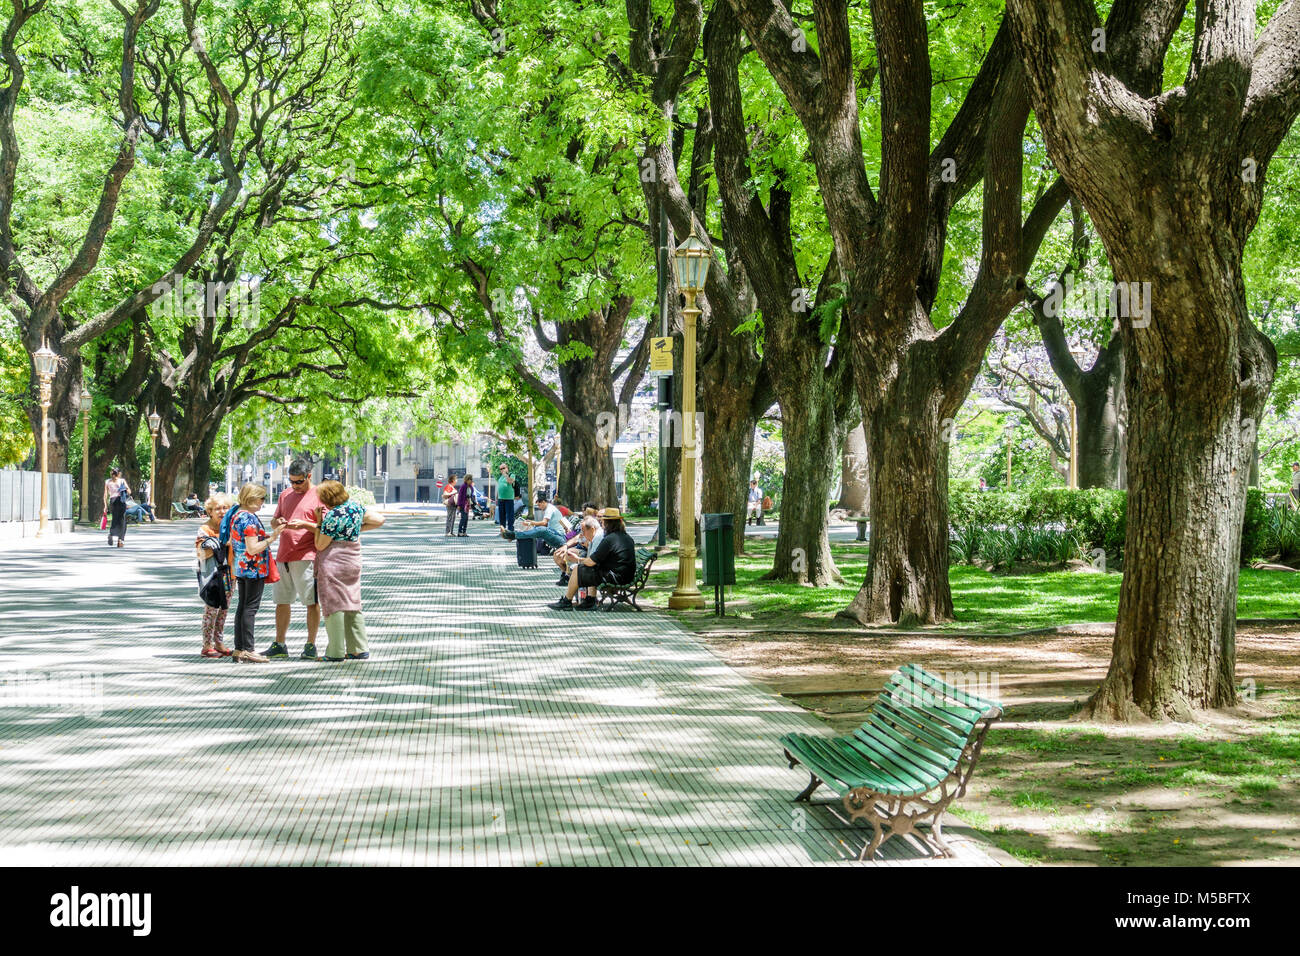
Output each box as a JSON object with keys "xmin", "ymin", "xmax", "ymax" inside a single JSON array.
[{"xmin": 702, "ymin": 512, "xmax": 735, "ymax": 615}]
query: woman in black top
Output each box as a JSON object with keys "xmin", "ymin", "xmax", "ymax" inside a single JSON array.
[{"xmin": 548, "ymin": 508, "xmax": 635, "ymax": 611}]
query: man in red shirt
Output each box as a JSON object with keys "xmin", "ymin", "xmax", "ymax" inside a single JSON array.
[{"xmin": 263, "ymin": 459, "xmax": 323, "ymax": 660}]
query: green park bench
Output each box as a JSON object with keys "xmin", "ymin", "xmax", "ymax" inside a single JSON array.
[
  {"xmin": 171, "ymin": 501, "xmax": 194, "ymax": 519},
  {"xmin": 780, "ymin": 662, "xmax": 1003, "ymax": 860},
  {"xmin": 596, "ymin": 547, "xmax": 658, "ymax": 611}
]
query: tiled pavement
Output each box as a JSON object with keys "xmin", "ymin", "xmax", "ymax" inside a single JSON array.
[{"xmin": 0, "ymin": 516, "xmax": 1002, "ymax": 866}]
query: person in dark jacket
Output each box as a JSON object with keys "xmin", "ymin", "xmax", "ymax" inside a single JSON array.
[
  {"xmin": 549, "ymin": 507, "xmax": 636, "ymax": 611},
  {"xmin": 456, "ymin": 475, "xmax": 474, "ymax": 536}
]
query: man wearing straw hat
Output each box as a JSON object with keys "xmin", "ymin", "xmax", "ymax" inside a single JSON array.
[{"xmin": 548, "ymin": 507, "xmax": 636, "ymax": 611}]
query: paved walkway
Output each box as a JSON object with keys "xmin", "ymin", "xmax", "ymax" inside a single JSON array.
[{"xmin": 0, "ymin": 516, "xmax": 1000, "ymax": 865}]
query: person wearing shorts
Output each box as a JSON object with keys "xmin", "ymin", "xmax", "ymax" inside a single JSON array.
[{"xmin": 263, "ymin": 458, "xmax": 322, "ymax": 660}]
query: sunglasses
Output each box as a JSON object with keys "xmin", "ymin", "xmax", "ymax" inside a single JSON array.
[{"xmin": 289, "ymin": 478, "xmax": 308, "ymax": 486}]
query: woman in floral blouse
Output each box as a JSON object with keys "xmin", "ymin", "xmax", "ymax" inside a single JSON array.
[
  {"xmin": 228, "ymin": 483, "xmax": 284, "ymax": 663},
  {"xmin": 289, "ymin": 481, "xmax": 385, "ymax": 662}
]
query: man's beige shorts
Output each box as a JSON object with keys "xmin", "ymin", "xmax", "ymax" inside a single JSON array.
[{"xmin": 273, "ymin": 559, "xmax": 317, "ymax": 606}]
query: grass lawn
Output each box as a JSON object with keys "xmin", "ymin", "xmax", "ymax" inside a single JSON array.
[{"xmin": 645, "ymin": 533, "xmax": 1298, "ymax": 631}]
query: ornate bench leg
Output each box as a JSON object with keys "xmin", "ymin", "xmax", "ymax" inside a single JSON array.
[
  {"xmin": 794, "ymin": 773, "xmax": 821, "ymax": 802},
  {"xmin": 927, "ymin": 811, "xmax": 954, "ymax": 858}
]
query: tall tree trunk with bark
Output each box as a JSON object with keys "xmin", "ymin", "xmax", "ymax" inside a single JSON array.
[
  {"xmin": 1008, "ymin": 0, "xmax": 1299, "ymax": 718},
  {"xmin": 838, "ymin": 421, "xmax": 870, "ymax": 513}
]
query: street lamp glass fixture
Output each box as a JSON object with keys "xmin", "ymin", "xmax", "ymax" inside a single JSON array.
[
  {"xmin": 673, "ymin": 232, "xmax": 710, "ymax": 293},
  {"xmin": 33, "ymin": 342, "xmax": 58, "ymax": 380},
  {"xmin": 638, "ymin": 429, "xmax": 650, "ymax": 444},
  {"xmin": 79, "ymin": 387, "xmax": 92, "ymax": 413},
  {"xmin": 524, "ymin": 412, "xmax": 536, "ymax": 430},
  {"xmin": 148, "ymin": 410, "xmax": 162, "ymax": 434}
]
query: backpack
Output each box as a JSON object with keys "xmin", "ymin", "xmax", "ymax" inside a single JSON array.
[
  {"xmin": 218, "ymin": 505, "xmax": 238, "ymax": 549},
  {"xmin": 197, "ymin": 534, "xmax": 230, "ymax": 609}
]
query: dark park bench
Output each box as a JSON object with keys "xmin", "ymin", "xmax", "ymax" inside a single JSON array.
[{"xmin": 596, "ymin": 547, "xmax": 658, "ymax": 611}]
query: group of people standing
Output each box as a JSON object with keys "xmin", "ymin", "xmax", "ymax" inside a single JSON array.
[{"xmin": 193, "ymin": 460, "xmax": 383, "ymax": 663}]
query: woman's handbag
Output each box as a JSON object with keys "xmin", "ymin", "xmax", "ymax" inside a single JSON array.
[
  {"xmin": 266, "ymin": 553, "xmax": 281, "ymax": 584},
  {"xmin": 197, "ymin": 535, "xmax": 229, "ymax": 609},
  {"xmin": 100, "ymin": 510, "xmax": 108, "ymax": 530}
]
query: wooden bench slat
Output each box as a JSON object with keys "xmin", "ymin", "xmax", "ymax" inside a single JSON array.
[
  {"xmin": 857, "ymin": 716, "xmax": 955, "ymax": 776},
  {"xmin": 839, "ymin": 731, "xmax": 943, "ymax": 793},
  {"xmin": 874, "ymin": 697, "xmax": 971, "ymax": 750}
]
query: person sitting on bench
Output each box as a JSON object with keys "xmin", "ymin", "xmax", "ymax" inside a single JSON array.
[
  {"xmin": 502, "ymin": 492, "xmax": 570, "ymax": 550},
  {"xmin": 549, "ymin": 507, "xmax": 635, "ymax": 611},
  {"xmin": 551, "ymin": 514, "xmax": 602, "ymax": 585}
]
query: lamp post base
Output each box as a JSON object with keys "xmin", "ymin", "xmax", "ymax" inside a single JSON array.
[{"xmin": 668, "ymin": 589, "xmax": 705, "ymax": 610}]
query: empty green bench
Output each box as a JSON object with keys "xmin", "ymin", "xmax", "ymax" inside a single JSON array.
[{"xmin": 780, "ymin": 662, "xmax": 1002, "ymax": 860}]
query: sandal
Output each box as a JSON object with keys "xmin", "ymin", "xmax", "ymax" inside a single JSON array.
[
  {"xmin": 213, "ymin": 642, "xmax": 233, "ymax": 656},
  {"xmin": 201, "ymin": 648, "xmax": 222, "ymax": 658}
]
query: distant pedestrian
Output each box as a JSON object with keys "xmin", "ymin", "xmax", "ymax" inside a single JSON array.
[
  {"xmin": 496, "ymin": 463, "xmax": 516, "ymax": 533},
  {"xmin": 228, "ymin": 483, "xmax": 284, "ymax": 663},
  {"xmin": 105, "ymin": 468, "xmax": 130, "ymax": 547},
  {"xmin": 442, "ymin": 475, "xmax": 459, "ymax": 536},
  {"xmin": 1291, "ymin": 463, "xmax": 1299, "ymax": 509},
  {"xmin": 457, "ymin": 475, "xmax": 474, "ymax": 536},
  {"xmin": 746, "ymin": 479, "xmax": 763, "ymax": 526}
]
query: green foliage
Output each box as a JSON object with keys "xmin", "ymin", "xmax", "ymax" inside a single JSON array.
[
  {"xmin": 624, "ymin": 444, "xmax": 658, "ymax": 515},
  {"xmin": 346, "ymin": 486, "xmax": 376, "ymax": 507},
  {"xmin": 950, "ymin": 488, "xmax": 1126, "ymax": 559}
]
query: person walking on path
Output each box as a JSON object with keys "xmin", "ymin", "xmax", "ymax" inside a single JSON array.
[
  {"xmin": 442, "ymin": 475, "xmax": 459, "ymax": 536},
  {"xmin": 105, "ymin": 468, "xmax": 130, "ymax": 547},
  {"xmin": 263, "ymin": 459, "xmax": 322, "ymax": 661},
  {"xmin": 746, "ymin": 479, "xmax": 764, "ymax": 526},
  {"xmin": 195, "ymin": 493, "xmax": 235, "ymax": 658},
  {"xmin": 456, "ymin": 475, "xmax": 474, "ymax": 536},
  {"xmin": 496, "ymin": 463, "xmax": 517, "ymax": 533},
  {"xmin": 292, "ymin": 480, "xmax": 385, "ymax": 661},
  {"xmin": 228, "ymin": 483, "xmax": 283, "ymax": 663}
]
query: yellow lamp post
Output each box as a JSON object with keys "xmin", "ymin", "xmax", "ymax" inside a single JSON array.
[
  {"xmin": 33, "ymin": 341, "xmax": 58, "ymax": 537},
  {"xmin": 524, "ymin": 411, "xmax": 536, "ymax": 515},
  {"xmin": 79, "ymin": 386, "xmax": 92, "ymax": 523},
  {"xmin": 148, "ymin": 410, "xmax": 161, "ymax": 514},
  {"xmin": 668, "ymin": 231, "xmax": 708, "ymax": 610}
]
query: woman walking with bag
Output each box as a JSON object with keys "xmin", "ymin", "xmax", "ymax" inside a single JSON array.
[
  {"xmin": 195, "ymin": 493, "xmax": 235, "ymax": 658},
  {"xmin": 105, "ymin": 468, "xmax": 130, "ymax": 547},
  {"xmin": 228, "ymin": 483, "xmax": 284, "ymax": 663},
  {"xmin": 442, "ymin": 475, "xmax": 459, "ymax": 537}
]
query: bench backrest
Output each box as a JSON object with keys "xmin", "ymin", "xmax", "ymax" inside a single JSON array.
[{"xmin": 858, "ymin": 663, "xmax": 1003, "ymax": 780}]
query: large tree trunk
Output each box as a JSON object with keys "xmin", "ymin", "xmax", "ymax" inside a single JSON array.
[
  {"xmin": 840, "ymin": 355, "xmax": 954, "ymax": 626},
  {"xmin": 1007, "ymin": 0, "xmax": 1294, "ymax": 719},
  {"xmin": 767, "ymin": 389, "xmax": 843, "ymax": 584},
  {"xmin": 699, "ymin": 354, "xmax": 763, "ymax": 556},
  {"xmin": 837, "ymin": 421, "xmax": 870, "ymax": 513},
  {"xmin": 1074, "ymin": 356, "xmax": 1124, "ymax": 490},
  {"xmin": 1087, "ymin": 254, "xmax": 1273, "ymax": 720},
  {"xmin": 557, "ymin": 417, "xmax": 616, "ymax": 511}
]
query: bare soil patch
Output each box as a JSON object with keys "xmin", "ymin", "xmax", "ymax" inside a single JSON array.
[{"xmin": 699, "ymin": 623, "xmax": 1300, "ymax": 866}]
